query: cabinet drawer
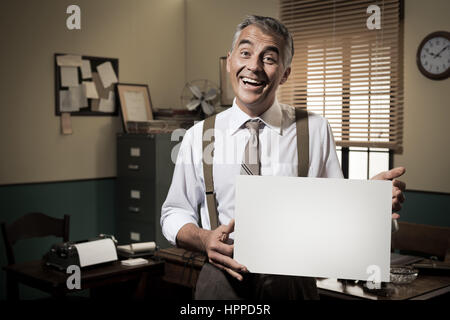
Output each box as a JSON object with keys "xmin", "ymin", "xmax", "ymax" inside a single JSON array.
[
  {"xmin": 117, "ymin": 179, "xmax": 154, "ymax": 223},
  {"xmin": 117, "ymin": 137, "xmax": 155, "ymax": 179},
  {"xmin": 116, "ymin": 218, "xmax": 155, "ymax": 245}
]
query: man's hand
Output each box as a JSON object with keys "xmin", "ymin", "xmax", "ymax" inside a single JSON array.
[
  {"xmin": 200, "ymin": 219, "xmax": 247, "ymax": 281},
  {"xmin": 370, "ymin": 167, "xmax": 406, "ymax": 219}
]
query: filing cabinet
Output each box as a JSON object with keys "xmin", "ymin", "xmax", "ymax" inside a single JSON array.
[{"xmin": 116, "ymin": 133, "xmax": 180, "ymax": 249}]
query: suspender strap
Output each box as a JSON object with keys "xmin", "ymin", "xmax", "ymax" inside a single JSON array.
[
  {"xmin": 202, "ymin": 108, "xmax": 309, "ymax": 229},
  {"xmin": 202, "ymin": 115, "xmax": 219, "ymax": 230},
  {"xmin": 295, "ymin": 108, "xmax": 310, "ymax": 177}
]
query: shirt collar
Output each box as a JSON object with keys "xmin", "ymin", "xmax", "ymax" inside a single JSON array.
[{"xmin": 228, "ymin": 98, "xmax": 283, "ymax": 136}]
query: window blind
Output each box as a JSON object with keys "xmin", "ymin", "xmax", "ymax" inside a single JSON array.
[{"xmin": 279, "ymin": 0, "xmax": 403, "ymax": 152}]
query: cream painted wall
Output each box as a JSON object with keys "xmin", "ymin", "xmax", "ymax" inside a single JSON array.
[
  {"xmin": 394, "ymin": 0, "xmax": 450, "ymax": 193},
  {"xmin": 185, "ymin": 0, "xmax": 278, "ymax": 86},
  {"xmin": 0, "ymin": 0, "xmax": 186, "ymax": 184}
]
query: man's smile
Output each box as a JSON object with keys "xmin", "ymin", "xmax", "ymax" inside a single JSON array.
[{"xmin": 239, "ymin": 76, "xmax": 266, "ymax": 89}]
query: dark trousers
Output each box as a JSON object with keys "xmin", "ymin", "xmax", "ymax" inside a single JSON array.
[{"xmin": 194, "ymin": 263, "xmax": 319, "ymax": 300}]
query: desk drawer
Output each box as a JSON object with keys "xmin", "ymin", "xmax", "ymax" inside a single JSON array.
[
  {"xmin": 117, "ymin": 179, "xmax": 154, "ymax": 223},
  {"xmin": 117, "ymin": 137, "xmax": 155, "ymax": 179}
]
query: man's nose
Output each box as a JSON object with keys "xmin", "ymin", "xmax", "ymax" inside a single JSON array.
[{"xmin": 246, "ymin": 55, "xmax": 262, "ymax": 72}]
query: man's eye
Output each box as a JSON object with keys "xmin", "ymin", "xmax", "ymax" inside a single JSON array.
[
  {"xmin": 240, "ymin": 51, "xmax": 250, "ymax": 57},
  {"xmin": 263, "ymin": 56, "xmax": 276, "ymax": 64}
]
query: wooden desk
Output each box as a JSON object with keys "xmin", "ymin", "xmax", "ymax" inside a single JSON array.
[
  {"xmin": 317, "ymin": 274, "xmax": 450, "ymax": 300},
  {"xmin": 3, "ymin": 258, "xmax": 164, "ymax": 300}
]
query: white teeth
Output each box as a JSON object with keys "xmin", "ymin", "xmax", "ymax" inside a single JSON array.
[{"xmin": 242, "ymin": 77, "xmax": 262, "ymax": 85}]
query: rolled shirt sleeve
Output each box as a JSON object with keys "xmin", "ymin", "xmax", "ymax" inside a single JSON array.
[{"xmin": 160, "ymin": 127, "xmax": 204, "ymax": 246}]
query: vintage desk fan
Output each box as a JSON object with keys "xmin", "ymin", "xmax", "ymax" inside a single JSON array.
[{"xmin": 181, "ymin": 80, "xmax": 219, "ymax": 116}]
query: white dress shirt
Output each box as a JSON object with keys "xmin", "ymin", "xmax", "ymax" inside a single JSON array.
[{"xmin": 161, "ymin": 98, "xmax": 343, "ymax": 245}]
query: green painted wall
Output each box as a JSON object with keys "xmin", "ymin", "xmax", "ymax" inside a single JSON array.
[
  {"xmin": 0, "ymin": 178, "xmax": 116, "ymax": 299},
  {"xmin": 401, "ymin": 191, "xmax": 450, "ymax": 227}
]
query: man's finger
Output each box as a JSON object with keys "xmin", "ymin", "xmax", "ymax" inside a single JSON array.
[
  {"xmin": 209, "ymin": 261, "xmax": 243, "ymax": 281},
  {"xmin": 209, "ymin": 251, "xmax": 246, "ymax": 272},
  {"xmin": 392, "ymin": 188, "xmax": 405, "ymax": 203},
  {"xmin": 221, "ymin": 219, "xmax": 235, "ymax": 234},
  {"xmin": 224, "ymin": 267, "xmax": 244, "ymax": 281},
  {"xmin": 392, "ymin": 198, "xmax": 402, "ymax": 212},
  {"xmin": 371, "ymin": 167, "xmax": 406, "ymax": 181},
  {"xmin": 392, "ymin": 213, "xmax": 400, "ymax": 219},
  {"xmin": 210, "ymin": 240, "xmax": 234, "ymax": 257},
  {"xmin": 393, "ymin": 179, "xmax": 406, "ymax": 191}
]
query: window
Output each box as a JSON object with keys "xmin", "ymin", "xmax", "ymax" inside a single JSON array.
[{"xmin": 279, "ymin": 0, "xmax": 404, "ymax": 178}]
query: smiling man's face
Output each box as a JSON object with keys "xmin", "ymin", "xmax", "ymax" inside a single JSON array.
[{"xmin": 227, "ymin": 24, "xmax": 291, "ymax": 117}]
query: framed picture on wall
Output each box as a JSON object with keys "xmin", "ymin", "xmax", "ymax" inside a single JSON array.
[
  {"xmin": 116, "ymin": 83, "xmax": 154, "ymax": 132},
  {"xmin": 219, "ymin": 57, "xmax": 234, "ymax": 106}
]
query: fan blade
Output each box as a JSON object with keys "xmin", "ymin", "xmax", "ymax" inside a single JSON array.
[
  {"xmin": 204, "ymin": 88, "xmax": 217, "ymax": 101},
  {"xmin": 201, "ymin": 101, "xmax": 215, "ymax": 115},
  {"xmin": 189, "ymin": 85, "xmax": 203, "ymax": 99},
  {"xmin": 186, "ymin": 99, "xmax": 201, "ymax": 111}
]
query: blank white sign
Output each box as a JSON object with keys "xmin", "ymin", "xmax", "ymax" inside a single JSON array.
[{"xmin": 234, "ymin": 176, "xmax": 392, "ymax": 282}]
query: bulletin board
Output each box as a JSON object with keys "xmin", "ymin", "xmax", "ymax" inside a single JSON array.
[{"xmin": 54, "ymin": 53, "xmax": 119, "ymax": 116}]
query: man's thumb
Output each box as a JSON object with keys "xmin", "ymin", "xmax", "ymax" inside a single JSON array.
[{"xmin": 222, "ymin": 219, "xmax": 235, "ymax": 233}]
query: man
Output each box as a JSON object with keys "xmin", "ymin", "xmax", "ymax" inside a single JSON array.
[{"xmin": 161, "ymin": 15, "xmax": 405, "ymax": 299}]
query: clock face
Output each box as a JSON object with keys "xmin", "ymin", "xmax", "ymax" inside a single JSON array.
[{"xmin": 417, "ymin": 32, "xmax": 450, "ymax": 80}]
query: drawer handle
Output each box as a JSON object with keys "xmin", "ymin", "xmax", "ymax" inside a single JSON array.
[
  {"xmin": 130, "ymin": 232, "xmax": 141, "ymax": 241},
  {"xmin": 130, "ymin": 147, "xmax": 141, "ymax": 157},
  {"xmin": 128, "ymin": 164, "xmax": 140, "ymax": 171},
  {"xmin": 130, "ymin": 190, "xmax": 141, "ymax": 199},
  {"xmin": 128, "ymin": 206, "xmax": 140, "ymax": 213}
]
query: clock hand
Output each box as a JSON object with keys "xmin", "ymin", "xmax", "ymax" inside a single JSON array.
[{"xmin": 435, "ymin": 45, "xmax": 448, "ymax": 58}]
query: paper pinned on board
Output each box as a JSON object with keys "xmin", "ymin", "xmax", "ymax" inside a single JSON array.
[
  {"xmin": 233, "ymin": 176, "xmax": 392, "ymax": 282},
  {"xmin": 60, "ymin": 66, "xmax": 79, "ymax": 87},
  {"xmin": 81, "ymin": 59, "xmax": 92, "ymax": 79},
  {"xmin": 98, "ymin": 91, "xmax": 115, "ymax": 112},
  {"xmin": 59, "ymin": 90, "xmax": 79, "ymax": 112},
  {"xmin": 92, "ymin": 72, "xmax": 110, "ymax": 99},
  {"xmin": 61, "ymin": 112, "xmax": 73, "ymax": 135},
  {"xmin": 56, "ymin": 54, "xmax": 83, "ymax": 67},
  {"xmin": 83, "ymin": 81, "xmax": 99, "ymax": 99},
  {"xmin": 69, "ymin": 85, "xmax": 88, "ymax": 109},
  {"xmin": 96, "ymin": 61, "xmax": 118, "ymax": 88}
]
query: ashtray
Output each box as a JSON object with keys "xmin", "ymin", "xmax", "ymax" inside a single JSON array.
[{"xmin": 390, "ymin": 266, "xmax": 419, "ymax": 284}]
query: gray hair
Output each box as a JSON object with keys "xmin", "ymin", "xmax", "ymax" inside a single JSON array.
[{"xmin": 231, "ymin": 15, "xmax": 294, "ymax": 68}]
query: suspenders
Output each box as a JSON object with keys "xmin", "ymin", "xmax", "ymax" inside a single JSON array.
[
  {"xmin": 202, "ymin": 115, "xmax": 219, "ymax": 230},
  {"xmin": 202, "ymin": 108, "xmax": 309, "ymax": 230}
]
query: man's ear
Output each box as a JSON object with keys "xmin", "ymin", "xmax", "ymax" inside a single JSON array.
[
  {"xmin": 226, "ymin": 52, "xmax": 231, "ymax": 73},
  {"xmin": 279, "ymin": 67, "xmax": 291, "ymax": 85}
]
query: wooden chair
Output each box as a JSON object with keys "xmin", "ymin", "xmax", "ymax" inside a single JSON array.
[
  {"xmin": 1, "ymin": 212, "xmax": 70, "ymax": 299},
  {"xmin": 391, "ymin": 221, "xmax": 450, "ymax": 261}
]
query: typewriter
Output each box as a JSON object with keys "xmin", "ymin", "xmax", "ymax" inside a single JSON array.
[{"xmin": 44, "ymin": 234, "xmax": 118, "ymax": 271}]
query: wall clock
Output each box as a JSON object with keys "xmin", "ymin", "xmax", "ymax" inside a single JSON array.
[{"xmin": 416, "ymin": 31, "xmax": 450, "ymax": 80}]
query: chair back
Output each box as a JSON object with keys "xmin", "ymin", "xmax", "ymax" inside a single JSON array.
[
  {"xmin": 391, "ymin": 221, "xmax": 449, "ymax": 261},
  {"xmin": 1, "ymin": 212, "xmax": 70, "ymax": 265}
]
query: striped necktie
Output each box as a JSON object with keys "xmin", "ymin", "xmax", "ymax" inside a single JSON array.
[{"xmin": 241, "ymin": 119, "xmax": 263, "ymax": 176}]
